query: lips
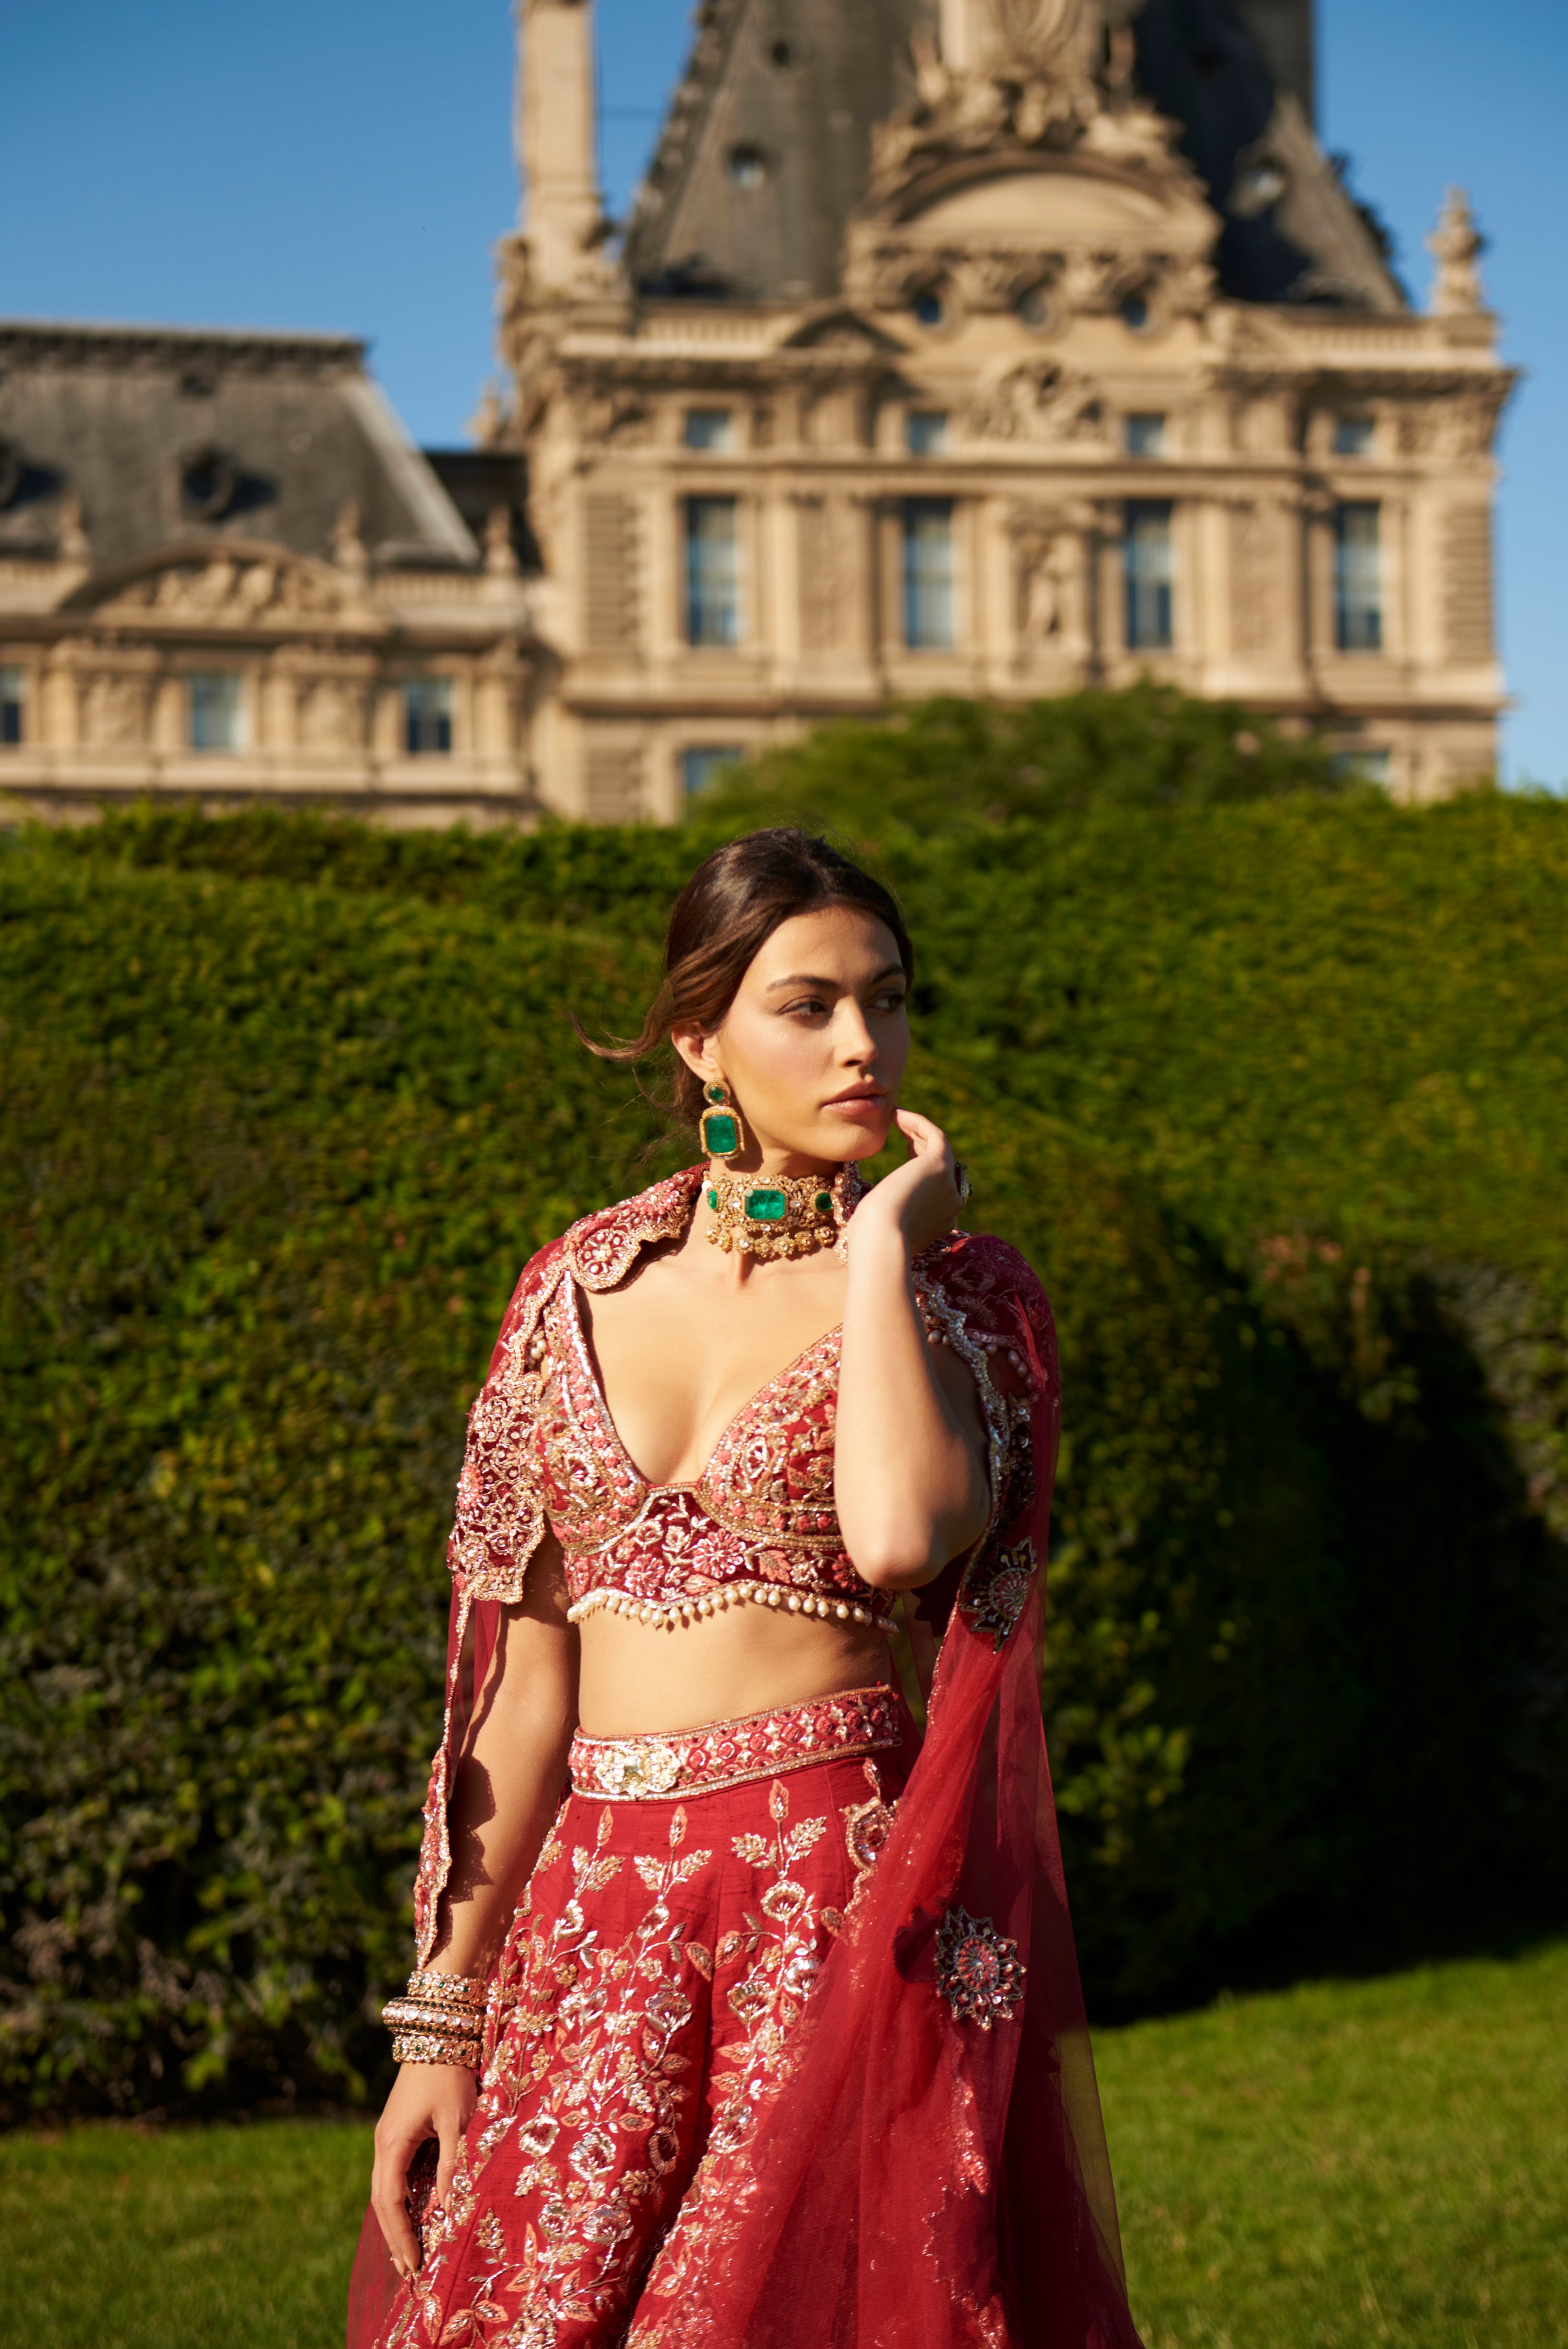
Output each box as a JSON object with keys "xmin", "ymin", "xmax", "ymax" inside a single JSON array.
[{"xmin": 825, "ymin": 1087, "xmax": 886, "ymax": 1108}]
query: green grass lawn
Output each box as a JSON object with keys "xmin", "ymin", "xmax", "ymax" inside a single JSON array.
[{"xmin": 3, "ymin": 1942, "xmax": 1564, "ymax": 2349}]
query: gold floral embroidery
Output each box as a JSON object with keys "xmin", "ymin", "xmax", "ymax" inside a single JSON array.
[{"xmin": 392, "ymin": 1805, "xmax": 716, "ymax": 2348}]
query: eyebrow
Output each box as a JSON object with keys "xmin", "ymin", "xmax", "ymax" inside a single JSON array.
[{"xmin": 764, "ymin": 965, "xmax": 907, "ymax": 993}]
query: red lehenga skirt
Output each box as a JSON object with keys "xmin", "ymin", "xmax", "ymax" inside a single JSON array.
[{"xmin": 356, "ymin": 1686, "xmax": 908, "ymax": 2349}]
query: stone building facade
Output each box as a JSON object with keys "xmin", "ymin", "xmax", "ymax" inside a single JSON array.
[
  {"xmin": 494, "ymin": 0, "xmax": 1513, "ymax": 815},
  {"xmin": 0, "ymin": 325, "xmax": 539, "ymax": 823},
  {"xmin": 0, "ymin": 0, "xmax": 1514, "ymax": 824}
]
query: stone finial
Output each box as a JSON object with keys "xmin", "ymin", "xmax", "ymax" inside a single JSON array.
[
  {"xmin": 331, "ymin": 499, "xmax": 369, "ymax": 581},
  {"xmin": 468, "ymin": 383, "xmax": 508, "ymax": 449},
  {"xmin": 484, "ymin": 504, "xmax": 520, "ymax": 578},
  {"xmin": 1427, "ymin": 187, "xmax": 1488, "ymax": 315},
  {"xmin": 56, "ymin": 492, "xmax": 90, "ymax": 565}
]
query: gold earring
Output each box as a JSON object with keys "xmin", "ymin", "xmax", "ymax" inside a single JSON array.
[{"xmin": 698, "ymin": 1078, "xmax": 743, "ymax": 1162}]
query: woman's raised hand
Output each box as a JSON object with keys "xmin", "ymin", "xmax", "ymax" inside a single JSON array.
[
  {"xmin": 846, "ymin": 1109, "xmax": 961, "ymax": 1261},
  {"xmin": 371, "ymin": 2058, "xmax": 478, "ymax": 2279}
]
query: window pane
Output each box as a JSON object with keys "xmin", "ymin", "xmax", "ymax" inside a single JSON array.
[
  {"xmin": 1124, "ymin": 413, "xmax": 1167, "ymax": 457},
  {"xmin": 405, "ymin": 678, "xmax": 454, "ymax": 755},
  {"xmin": 686, "ymin": 498, "xmax": 740, "ymax": 647},
  {"xmin": 682, "ymin": 745, "xmax": 744, "ymax": 798},
  {"xmin": 903, "ymin": 499, "xmax": 955, "ymax": 650},
  {"xmin": 189, "ymin": 671, "xmax": 244, "ymax": 752},
  {"xmin": 1333, "ymin": 417, "xmax": 1375, "ymax": 457},
  {"xmin": 1124, "ymin": 501, "xmax": 1174, "ymax": 651},
  {"xmin": 907, "ymin": 411, "xmax": 949, "ymax": 457},
  {"xmin": 0, "ymin": 665, "xmax": 23, "ymax": 747},
  {"xmin": 684, "ymin": 409, "xmax": 733, "ymax": 452},
  {"xmin": 1334, "ymin": 503, "xmax": 1382, "ymax": 652}
]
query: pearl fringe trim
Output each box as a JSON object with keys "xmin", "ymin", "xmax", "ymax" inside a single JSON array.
[{"xmin": 567, "ymin": 1579, "xmax": 881, "ymax": 1630}]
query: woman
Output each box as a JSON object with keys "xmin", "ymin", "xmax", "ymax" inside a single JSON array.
[{"xmin": 348, "ymin": 829, "xmax": 1143, "ymax": 2349}]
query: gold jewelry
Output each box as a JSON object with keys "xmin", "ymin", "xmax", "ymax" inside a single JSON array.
[
  {"xmin": 390, "ymin": 2027, "xmax": 483, "ymax": 2068},
  {"xmin": 384, "ymin": 1968, "xmax": 487, "ymax": 2065},
  {"xmin": 698, "ymin": 1079, "xmax": 744, "ymax": 1162},
  {"xmin": 703, "ymin": 1165, "xmax": 844, "ymax": 1261}
]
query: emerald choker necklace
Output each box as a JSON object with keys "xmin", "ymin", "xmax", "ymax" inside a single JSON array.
[{"xmin": 704, "ymin": 1165, "xmax": 850, "ymax": 1260}]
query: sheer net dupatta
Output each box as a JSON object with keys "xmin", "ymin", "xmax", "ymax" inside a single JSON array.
[{"xmin": 638, "ymin": 1259, "xmax": 1145, "ymax": 2349}]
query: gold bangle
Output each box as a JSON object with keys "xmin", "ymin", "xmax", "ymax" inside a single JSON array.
[
  {"xmin": 391, "ymin": 2029, "xmax": 483, "ymax": 2068},
  {"xmin": 406, "ymin": 1967, "xmax": 487, "ymax": 2011},
  {"xmin": 381, "ymin": 1998, "xmax": 486, "ymax": 2038}
]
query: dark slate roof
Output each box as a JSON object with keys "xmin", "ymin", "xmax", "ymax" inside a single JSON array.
[
  {"xmin": 624, "ymin": 0, "xmax": 1402, "ymax": 312},
  {"xmin": 423, "ymin": 448, "xmax": 541, "ymax": 574},
  {"xmin": 0, "ymin": 321, "xmax": 479, "ymax": 573},
  {"xmin": 622, "ymin": 0, "xmax": 929, "ymax": 303}
]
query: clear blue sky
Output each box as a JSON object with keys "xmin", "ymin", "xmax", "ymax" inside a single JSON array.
[{"xmin": 5, "ymin": 1, "xmax": 1562, "ymax": 783}]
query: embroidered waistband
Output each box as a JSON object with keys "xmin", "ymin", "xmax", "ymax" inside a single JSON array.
[{"xmin": 570, "ymin": 1684, "xmax": 902, "ymax": 1802}]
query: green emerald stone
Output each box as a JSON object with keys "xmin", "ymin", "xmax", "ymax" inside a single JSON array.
[
  {"xmin": 702, "ymin": 1111, "xmax": 739, "ymax": 1156},
  {"xmin": 707, "ymin": 1188, "xmax": 719, "ymax": 1211},
  {"xmin": 744, "ymin": 1187, "xmax": 789, "ymax": 1224},
  {"xmin": 705, "ymin": 1083, "xmax": 727, "ymax": 1104},
  {"xmin": 814, "ymin": 1191, "xmax": 833, "ymax": 1216}
]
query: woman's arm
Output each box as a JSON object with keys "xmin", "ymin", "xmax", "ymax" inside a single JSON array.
[
  {"xmin": 834, "ymin": 1111, "xmax": 991, "ymax": 1588},
  {"xmin": 371, "ymin": 1539, "xmax": 578, "ymax": 2276}
]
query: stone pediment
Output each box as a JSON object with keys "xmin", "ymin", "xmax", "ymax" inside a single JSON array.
[
  {"xmin": 775, "ymin": 308, "xmax": 909, "ymax": 357},
  {"xmin": 62, "ymin": 540, "xmax": 387, "ymax": 634}
]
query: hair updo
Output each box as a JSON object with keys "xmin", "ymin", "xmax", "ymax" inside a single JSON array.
[{"xmin": 582, "ymin": 827, "xmax": 915, "ymax": 1127}]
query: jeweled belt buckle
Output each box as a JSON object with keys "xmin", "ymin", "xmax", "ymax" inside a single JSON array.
[{"xmin": 593, "ymin": 1741, "xmax": 683, "ymax": 1797}]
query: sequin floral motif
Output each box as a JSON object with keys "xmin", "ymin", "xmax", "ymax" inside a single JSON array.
[{"xmin": 933, "ymin": 1904, "xmax": 1027, "ymax": 2031}]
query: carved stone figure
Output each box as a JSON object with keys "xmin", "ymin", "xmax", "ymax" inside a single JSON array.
[{"xmin": 969, "ymin": 359, "xmax": 1103, "ymax": 444}]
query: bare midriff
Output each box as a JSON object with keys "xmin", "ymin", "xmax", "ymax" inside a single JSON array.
[{"xmin": 574, "ymin": 1606, "xmax": 892, "ymax": 1740}]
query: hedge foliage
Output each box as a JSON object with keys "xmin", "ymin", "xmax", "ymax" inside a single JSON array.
[{"xmin": 4, "ymin": 694, "xmax": 1568, "ymax": 2114}]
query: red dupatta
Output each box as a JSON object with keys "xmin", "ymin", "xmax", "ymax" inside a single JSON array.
[{"xmin": 622, "ymin": 1226, "xmax": 1143, "ymax": 2349}]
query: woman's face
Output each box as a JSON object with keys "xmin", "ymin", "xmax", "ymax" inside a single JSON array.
[{"xmin": 674, "ymin": 906, "xmax": 910, "ymax": 1171}]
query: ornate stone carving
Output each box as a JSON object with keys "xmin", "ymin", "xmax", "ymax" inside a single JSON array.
[
  {"xmin": 1427, "ymin": 188, "xmax": 1488, "ymax": 316},
  {"xmin": 868, "ymin": 0, "xmax": 1195, "ymax": 210},
  {"xmin": 103, "ymin": 554, "xmax": 352, "ymax": 626},
  {"xmin": 79, "ymin": 672, "xmax": 149, "ymax": 750},
  {"xmin": 1230, "ymin": 501, "xmax": 1277, "ymax": 656},
  {"xmin": 297, "ymin": 677, "xmax": 361, "ymax": 752},
  {"xmin": 968, "ymin": 358, "xmax": 1104, "ymax": 444}
]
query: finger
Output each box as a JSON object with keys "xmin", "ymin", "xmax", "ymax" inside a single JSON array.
[
  {"xmin": 435, "ymin": 2104, "xmax": 465, "ymax": 2216},
  {"xmin": 371, "ymin": 2149, "xmax": 422, "ymax": 2280},
  {"xmin": 893, "ymin": 1109, "xmax": 948, "ymax": 1157}
]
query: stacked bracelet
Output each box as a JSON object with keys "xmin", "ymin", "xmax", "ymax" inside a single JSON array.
[{"xmin": 383, "ymin": 1967, "xmax": 487, "ymax": 2067}]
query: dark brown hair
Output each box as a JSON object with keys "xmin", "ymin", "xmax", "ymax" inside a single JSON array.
[{"xmin": 581, "ymin": 827, "xmax": 916, "ymax": 1126}]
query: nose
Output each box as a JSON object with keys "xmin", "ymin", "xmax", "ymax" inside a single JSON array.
[{"xmin": 833, "ymin": 997, "xmax": 878, "ymax": 1065}]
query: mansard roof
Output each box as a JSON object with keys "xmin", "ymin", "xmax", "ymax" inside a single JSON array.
[
  {"xmin": 622, "ymin": 0, "xmax": 1403, "ymax": 314},
  {"xmin": 0, "ymin": 320, "xmax": 479, "ymax": 576}
]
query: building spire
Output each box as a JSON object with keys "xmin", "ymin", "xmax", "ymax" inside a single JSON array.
[
  {"xmin": 1426, "ymin": 186, "xmax": 1488, "ymax": 316},
  {"xmin": 516, "ymin": 0, "xmax": 606, "ymax": 291}
]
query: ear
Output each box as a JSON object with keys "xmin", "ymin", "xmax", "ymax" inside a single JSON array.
[{"xmin": 671, "ymin": 1026, "xmax": 722, "ymax": 1087}]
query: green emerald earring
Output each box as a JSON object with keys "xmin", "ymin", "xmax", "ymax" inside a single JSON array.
[{"xmin": 699, "ymin": 1079, "xmax": 743, "ymax": 1163}]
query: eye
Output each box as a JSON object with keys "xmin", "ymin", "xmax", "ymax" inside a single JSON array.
[
  {"xmin": 781, "ymin": 994, "xmax": 830, "ymax": 1019},
  {"xmin": 872, "ymin": 989, "xmax": 908, "ymax": 1015}
]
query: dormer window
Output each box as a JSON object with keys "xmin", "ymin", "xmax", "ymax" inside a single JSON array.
[
  {"xmin": 913, "ymin": 287, "xmax": 947, "ymax": 330},
  {"xmin": 181, "ymin": 448, "xmax": 239, "ymax": 522},
  {"xmin": 727, "ymin": 144, "xmax": 768, "ymax": 189},
  {"xmin": 907, "ymin": 412, "xmax": 949, "ymax": 457},
  {"xmin": 1125, "ymin": 413, "xmax": 1168, "ymax": 457},
  {"xmin": 684, "ymin": 410, "xmax": 734, "ymax": 453}
]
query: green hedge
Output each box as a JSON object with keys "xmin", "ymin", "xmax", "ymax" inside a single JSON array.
[{"xmin": 3, "ymin": 711, "xmax": 1567, "ymax": 2111}]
